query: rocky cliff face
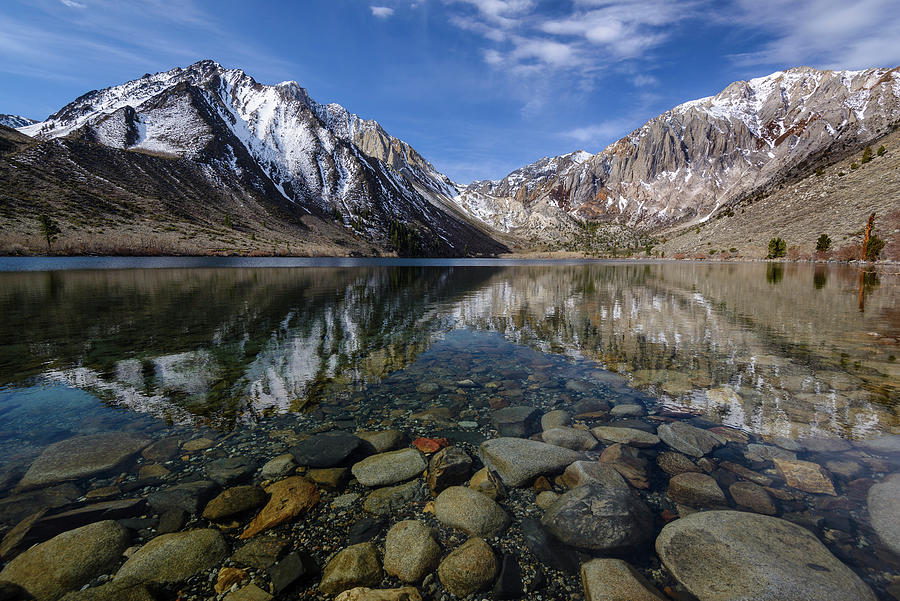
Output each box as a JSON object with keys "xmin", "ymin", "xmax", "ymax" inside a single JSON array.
[
  {"xmin": 454, "ymin": 66, "xmax": 900, "ymax": 237},
  {"xmin": 16, "ymin": 60, "xmax": 503, "ymax": 256}
]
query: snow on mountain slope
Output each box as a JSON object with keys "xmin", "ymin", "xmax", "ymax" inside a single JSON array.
[
  {"xmin": 20, "ymin": 60, "xmax": 503, "ymax": 256},
  {"xmin": 455, "ymin": 66, "xmax": 900, "ymax": 235},
  {"xmin": 0, "ymin": 114, "xmax": 37, "ymax": 129}
]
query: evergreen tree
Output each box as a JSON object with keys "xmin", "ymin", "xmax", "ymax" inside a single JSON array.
[
  {"xmin": 815, "ymin": 233, "xmax": 832, "ymax": 252},
  {"xmin": 37, "ymin": 214, "xmax": 61, "ymax": 253}
]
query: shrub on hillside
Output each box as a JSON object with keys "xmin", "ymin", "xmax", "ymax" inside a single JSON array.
[
  {"xmin": 877, "ymin": 145, "xmax": 886, "ymax": 156},
  {"xmin": 861, "ymin": 146, "xmax": 873, "ymax": 164},
  {"xmin": 816, "ymin": 233, "xmax": 832, "ymax": 252}
]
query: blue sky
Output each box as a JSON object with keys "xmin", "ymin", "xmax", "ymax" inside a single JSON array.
[{"xmin": 1, "ymin": 0, "xmax": 899, "ymax": 183}]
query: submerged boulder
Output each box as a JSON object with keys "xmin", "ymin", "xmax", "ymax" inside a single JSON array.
[
  {"xmin": 540, "ymin": 483, "xmax": 654, "ymax": 552},
  {"xmin": 18, "ymin": 433, "xmax": 149, "ymax": 490},
  {"xmin": 655, "ymin": 510, "xmax": 875, "ymax": 601}
]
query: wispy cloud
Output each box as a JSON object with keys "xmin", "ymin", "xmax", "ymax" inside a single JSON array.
[
  {"xmin": 59, "ymin": 0, "xmax": 86, "ymax": 8},
  {"xmin": 562, "ymin": 118, "xmax": 639, "ymax": 145},
  {"xmin": 445, "ymin": 0, "xmax": 700, "ymax": 73},
  {"xmin": 370, "ymin": 5, "xmax": 395, "ymax": 18},
  {"xmin": 725, "ymin": 0, "xmax": 900, "ymax": 69}
]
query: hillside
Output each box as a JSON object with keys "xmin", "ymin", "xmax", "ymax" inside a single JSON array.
[{"xmin": 656, "ymin": 127, "xmax": 900, "ymax": 260}]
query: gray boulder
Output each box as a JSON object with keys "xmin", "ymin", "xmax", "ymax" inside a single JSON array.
[
  {"xmin": 867, "ymin": 473, "xmax": 900, "ymax": 555},
  {"xmin": 383, "ymin": 521, "xmax": 441, "ymax": 583},
  {"xmin": 491, "ymin": 406, "xmax": 541, "ymax": 437},
  {"xmin": 657, "ymin": 423, "xmax": 724, "ymax": 458},
  {"xmin": 18, "ymin": 433, "xmax": 149, "ymax": 490},
  {"xmin": 480, "ymin": 438, "xmax": 584, "ymax": 487},
  {"xmin": 581, "ymin": 558, "xmax": 666, "ymax": 601},
  {"xmin": 541, "ymin": 483, "xmax": 654, "ymax": 552},
  {"xmin": 319, "ymin": 542, "xmax": 382, "ymax": 595},
  {"xmin": 113, "ymin": 529, "xmax": 228, "ymax": 585},
  {"xmin": 541, "ymin": 427, "xmax": 598, "ymax": 451},
  {"xmin": 0, "ymin": 520, "xmax": 129, "ymax": 601},
  {"xmin": 434, "ymin": 486, "xmax": 510, "ymax": 538},
  {"xmin": 351, "ymin": 449, "xmax": 426, "ymax": 487},
  {"xmin": 655, "ymin": 510, "xmax": 876, "ymax": 601}
]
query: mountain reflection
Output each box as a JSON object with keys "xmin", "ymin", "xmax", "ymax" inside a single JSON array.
[{"xmin": 0, "ymin": 262, "xmax": 896, "ymax": 439}]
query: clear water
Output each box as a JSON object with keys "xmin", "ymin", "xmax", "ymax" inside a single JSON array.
[{"xmin": 0, "ymin": 259, "xmax": 896, "ymax": 466}]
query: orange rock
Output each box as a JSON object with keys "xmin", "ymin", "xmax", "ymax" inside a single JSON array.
[
  {"xmin": 412, "ymin": 438, "xmax": 450, "ymax": 454},
  {"xmin": 773, "ymin": 458, "xmax": 836, "ymax": 496},
  {"xmin": 214, "ymin": 567, "xmax": 248, "ymax": 593},
  {"xmin": 240, "ymin": 476, "xmax": 319, "ymax": 539},
  {"xmin": 533, "ymin": 476, "xmax": 552, "ymax": 492}
]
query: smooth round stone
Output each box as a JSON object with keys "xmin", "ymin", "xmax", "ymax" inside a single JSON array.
[
  {"xmin": 202, "ymin": 485, "xmax": 269, "ymax": 521},
  {"xmin": 581, "ymin": 558, "xmax": 666, "ymax": 601},
  {"xmin": 319, "ymin": 542, "xmax": 383, "ymax": 596},
  {"xmin": 728, "ymin": 482, "xmax": 776, "ymax": 515},
  {"xmin": 18, "ymin": 433, "xmax": 150, "ymax": 490},
  {"xmin": 655, "ymin": 511, "xmax": 876, "ymax": 601},
  {"xmin": 437, "ymin": 538, "xmax": 498, "ymax": 597},
  {"xmin": 260, "ymin": 454, "xmax": 297, "ymax": 480},
  {"xmin": 204, "ymin": 456, "xmax": 257, "ymax": 486},
  {"xmin": 382, "ymin": 520, "xmax": 441, "ymax": 583},
  {"xmin": 363, "ymin": 481, "xmax": 423, "ymax": 516},
  {"xmin": 592, "ymin": 426, "xmax": 660, "ymax": 448},
  {"xmin": 0, "ymin": 520, "xmax": 130, "ymax": 601},
  {"xmin": 541, "ymin": 483, "xmax": 654, "ymax": 552},
  {"xmin": 458, "ymin": 421, "xmax": 479, "ymax": 429},
  {"xmin": 667, "ymin": 473, "xmax": 727, "ymax": 508},
  {"xmin": 542, "ymin": 427, "xmax": 599, "ymax": 451},
  {"xmin": 535, "ymin": 491, "xmax": 559, "ymax": 510},
  {"xmin": 610, "ymin": 404, "xmax": 644, "ymax": 418},
  {"xmin": 114, "ymin": 529, "xmax": 228, "ymax": 585},
  {"xmin": 434, "ymin": 486, "xmax": 510, "ymax": 538},
  {"xmin": 541, "ymin": 410, "xmax": 572, "ymax": 431},
  {"xmin": 351, "ymin": 449, "xmax": 427, "ymax": 487},
  {"xmin": 656, "ymin": 452, "xmax": 701, "ymax": 476},
  {"xmin": 867, "ymin": 473, "xmax": 900, "ymax": 555}
]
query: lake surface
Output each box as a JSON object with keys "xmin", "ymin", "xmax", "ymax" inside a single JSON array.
[
  {"xmin": 0, "ymin": 258, "xmax": 897, "ymax": 598},
  {"xmin": 1, "ymin": 258, "xmax": 896, "ymax": 455}
]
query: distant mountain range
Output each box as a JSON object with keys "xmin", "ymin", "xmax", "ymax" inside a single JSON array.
[{"xmin": 3, "ymin": 61, "xmax": 898, "ymax": 256}]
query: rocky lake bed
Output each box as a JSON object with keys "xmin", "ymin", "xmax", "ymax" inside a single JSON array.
[{"xmin": 0, "ymin": 374, "xmax": 898, "ymax": 601}]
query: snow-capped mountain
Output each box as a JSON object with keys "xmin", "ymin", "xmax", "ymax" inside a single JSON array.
[
  {"xmin": 453, "ymin": 66, "xmax": 900, "ymax": 234},
  {"xmin": 0, "ymin": 114, "xmax": 37, "ymax": 129},
  {"xmin": 17, "ymin": 60, "xmax": 502, "ymax": 256}
]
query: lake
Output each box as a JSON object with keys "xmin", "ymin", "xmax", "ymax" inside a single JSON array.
[{"xmin": 0, "ymin": 258, "xmax": 897, "ymax": 599}]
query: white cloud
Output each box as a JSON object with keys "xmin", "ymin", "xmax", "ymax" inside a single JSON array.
[
  {"xmin": 726, "ymin": 0, "xmax": 900, "ymax": 69},
  {"xmin": 60, "ymin": 0, "xmax": 86, "ymax": 7},
  {"xmin": 370, "ymin": 5, "xmax": 396, "ymax": 18},
  {"xmin": 563, "ymin": 119, "xmax": 637, "ymax": 144},
  {"xmin": 446, "ymin": 0, "xmax": 698, "ymax": 72}
]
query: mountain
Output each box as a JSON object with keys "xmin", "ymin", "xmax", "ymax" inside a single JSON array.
[
  {"xmin": 9, "ymin": 60, "xmax": 504, "ymax": 257},
  {"xmin": 0, "ymin": 115, "xmax": 37, "ymax": 129},
  {"xmin": 453, "ymin": 66, "xmax": 900, "ymax": 245},
  {"xmin": 4, "ymin": 62, "xmax": 898, "ymax": 257}
]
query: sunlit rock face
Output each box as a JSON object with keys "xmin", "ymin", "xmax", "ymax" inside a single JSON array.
[
  {"xmin": 1, "ymin": 263, "xmax": 895, "ymax": 439},
  {"xmin": 454, "ymin": 67, "xmax": 900, "ymax": 237}
]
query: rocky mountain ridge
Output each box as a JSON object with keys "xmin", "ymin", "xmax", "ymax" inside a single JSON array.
[
  {"xmin": 453, "ymin": 66, "xmax": 900, "ymax": 243},
  {"xmin": 6, "ymin": 62, "xmax": 899, "ymax": 256},
  {"xmin": 13, "ymin": 60, "xmax": 503, "ymax": 256}
]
